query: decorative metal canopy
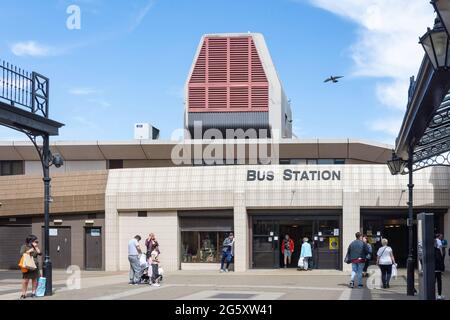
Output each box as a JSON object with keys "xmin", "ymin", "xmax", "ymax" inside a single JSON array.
[{"xmin": 399, "ymin": 91, "xmax": 450, "ymax": 174}]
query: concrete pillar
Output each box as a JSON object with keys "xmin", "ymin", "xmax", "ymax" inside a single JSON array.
[
  {"xmin": 233, "ymin": 191, "xmax": 248, "ymax": 272},
  {"xmin": 104, "ymin": 195, "xmax": 119, "ymax": 271},
  {"xmin": 342, "ymin": 189, "xmax": 360, "ymax": 272}
]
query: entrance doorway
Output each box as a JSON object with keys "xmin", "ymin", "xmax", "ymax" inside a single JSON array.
[
  {"xmin": 279, "ymin": 221, "xmax": 313, "ymax": 268},
  {"xmin": 251, "ymin": 215, "xmax": 341, "ymax": 270},
  {"xmin": 42, "ymin": 227, "xmax": 71, "ymax": 269},
  {"xmin": 362, "ymin": 211, "xmax": 444, "ymax": 268},
  {"xmin": 85, "ymin": 227, "xmax": 102, "ymax": 270}
]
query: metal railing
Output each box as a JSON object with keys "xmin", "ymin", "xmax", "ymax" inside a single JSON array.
[{"xmin": 0, "ymin": 59, "xmax": 49, "ymax": 118}]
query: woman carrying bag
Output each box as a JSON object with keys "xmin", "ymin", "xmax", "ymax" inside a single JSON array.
[
  {"xmin": 19, "ymin": 235, "xmax": 42, "ymax": 299},
  {"xmin": 376, "ymin": 238, "xmax": 396, "ymax": 289}
]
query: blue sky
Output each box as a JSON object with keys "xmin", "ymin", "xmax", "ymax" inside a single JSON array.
[{"xmin": 0, "ymin": 0, "xmax": 434, "ymax": 144}]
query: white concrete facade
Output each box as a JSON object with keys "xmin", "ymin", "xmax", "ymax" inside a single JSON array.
[{"xmin": 104, "ymin": 164, "xmax": 450, "ymax": 272}]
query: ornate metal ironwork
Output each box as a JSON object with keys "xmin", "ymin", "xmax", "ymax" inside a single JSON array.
[
  {"xmin": 404, "ymin": 91, "xmax": 450, "ymax": 173},
  {"xmin": 32, "ymin": 72, "xmax": 49, "ymax": 118},
  {"xmin": 0, "ymin": 60, "xmax": 49, "ymax": 118}
]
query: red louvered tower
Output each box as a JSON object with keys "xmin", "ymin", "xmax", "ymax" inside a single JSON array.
[{"xmin": 185, "ymin": 33, "xmax": 292, "ymax": 139}]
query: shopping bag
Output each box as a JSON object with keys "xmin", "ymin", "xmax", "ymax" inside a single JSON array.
[
  {"xmin": 18, "ymin": 254, "xmax": 28, "ymax": 273},
  {"xmin": 23, "ymin": 254, "xmax": 36, "ymax": 270},
  {"xmin": 298, "ymin": 257, "xmax": 304, "ymax": 268},
  {"xmin": 391, "ymin": 263, "xmax": 398, "ymax": 279},
  {"xmin": 35, "ymin": 277, "xmax": 46, "ymax": 297}
]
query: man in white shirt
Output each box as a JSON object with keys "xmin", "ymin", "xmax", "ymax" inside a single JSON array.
[{"xmin": 128, "ymin": 235, "xmax": 142, "ymax": 285}]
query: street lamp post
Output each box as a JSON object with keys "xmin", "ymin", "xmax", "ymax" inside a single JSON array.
[
  {"xmin": 406, "ymin": 147, "xmax": 415, "ymax": 296},
  {"xmin": 42, "ymin": 134, "xmax": 52, "ymax": 296},
  {"xmin": 31, "ymin": 133, "xmax": 64, "ymax": 296},
  {"xmin": 386, "ymin": 151, "xmax": 415, "ymax": 296}
]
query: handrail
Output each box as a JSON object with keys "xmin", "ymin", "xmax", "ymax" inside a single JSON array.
[{"xmin": 0, "ymin": 59, "xmax": 49, "ymax": 118}]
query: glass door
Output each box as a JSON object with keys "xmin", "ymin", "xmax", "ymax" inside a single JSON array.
[
  {"xmin": 313, "ymin": 219, "xmax": 341, "ymax": 270},
  {"xmin": 252, "ymin": 219, "xmax": 279, "ymax": 268}
]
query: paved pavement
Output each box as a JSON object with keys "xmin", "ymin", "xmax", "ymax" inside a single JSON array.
[{"xmin": 0, "ymin": 268, "xmax": 448, "ymax": 300}]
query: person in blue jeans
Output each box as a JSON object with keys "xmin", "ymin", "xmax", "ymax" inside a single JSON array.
[
  {"xmin": 347, "ymin": 232, "xmax": 369, "ymax": 289},
  {"xmin": 220, "ymin": 233, "xmax": 234, "ymax": 272}
]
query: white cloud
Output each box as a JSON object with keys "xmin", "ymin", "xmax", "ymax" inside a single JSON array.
[
  {"xmin": 303, "ymin": 0, "xmax": 434, "ymax": 138},
  {"xmin": 88, "ymin": 98, "xmax": 111, "ymax": 108},
  {"xmin": 74, "ymin": 116, "xmax": 97, "ymax": 129},
  {"xmin": 368, "ymin": 117, "xmax": 403, "ymax": 137},
  {"xmin": 69, "ymin": 87, "xmax": 99, "ymax": 96},
  {"xmin": 10, "ymin": 41, "xmax": 54, "ymax": 57},
  {"xmin": 129, "ymin": 0, "xmax": 155, "ymax": 32}
]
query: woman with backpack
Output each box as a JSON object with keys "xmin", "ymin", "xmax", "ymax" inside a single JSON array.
[
  {"xmin": 376, "ymin": 238, "xmax": 396, "ymax": 289},
  {"xmin": 19, "ymin": 235, "xmax": 42, "ymax": 299}
]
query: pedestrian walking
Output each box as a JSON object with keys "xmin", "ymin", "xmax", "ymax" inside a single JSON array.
[
  {"xmin": 435, "ymin": 238, "xmax": 445, "ymax": 300},
  {"xmin": 150, "ymin": 244, "xmax": 161, "ymax": 287},
  {"xmin": 128, "ymin": 235, "xmax": 142, "ymax": 285},
  {"xmin": 19, "ymin": 235, "xmax": 42, "ymax": 299},
  {"xmin": 220, "ymin": 232, "xmax": 234, "ymax": 272},
  {"xmin": 281, "ymin": 234, "xmax": 294, "ymax": 268},
  {"xmin": 376, "ymin": 238, "xmax": 396, "ymax": 289},
  {"xmin": 299, "ymin": 237, "xmax": 312, "ymax": 271},
  {"xmin": 362, "ymin": 235, "xmax": 372, "ymax": 277},
  {"xmin": 346, "ymin": 232, "xmax": 369, "ymax": 289}
]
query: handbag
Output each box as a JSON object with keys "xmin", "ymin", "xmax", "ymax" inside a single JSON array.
[
  {"xmin": 344, "ymin": 247, "xmax": 351, "ymax": 264},
  {"xmin": 18, "ymin": 254, "xmax": 28, "ymax": 273},
  {"xmin": 23, "ymin": 253, "xmax": 37, "ymax": 270},
  {"xmin": 298, "ymin": 256, "xmax": 304, "ymax": 268}
]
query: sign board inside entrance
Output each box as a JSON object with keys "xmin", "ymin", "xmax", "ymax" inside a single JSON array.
[
  {"xmin": 49, "ymin": 228, "xmax": 58, "ymax": 236},
  {"xmin": 91, "ymin": 229, "xmax": 101, "ymax": 237},
  {"xmin": 329, "ymin": 237, "xmax": 339, "ymax": 250}
]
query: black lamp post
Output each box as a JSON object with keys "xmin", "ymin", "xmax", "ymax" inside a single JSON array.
[
  {"xmin": 420, "ymin": 17, "xmax": 450, "ymax": 70},
  {"xmin": 387, "ymin": 151, "xmax": 415, "ymax": 296},
  {"xmin": 431, "ymin": 0, "xmax": 450, "ymax": 36},
  {"xmin": 30, "ymin": 134, "xmax": 64, "ymax": 296}
]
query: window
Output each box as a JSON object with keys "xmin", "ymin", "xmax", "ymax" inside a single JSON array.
[
  {"xmin": 317, "ymin": 159, "xmax": 334, "ymax": 165},
  {"xmin": 334, "ymin": 159, "xmax": 345, "ymax": 164},
  {"xmin": 306, "ymin": 159, "xmax": 318, "ymax": 165},
  {"xmin": 181, "ymin": 231, "xmax": 231, "ymax": 263},
  {"xmin": 137, "ymin": 211, "xmax": 147, "ymax": 217},
  {"xmin": 108, "ymin": 160, "xmax": 123, "ymax": 169},
  {"xmin": 0, "ymin": 161, "xmax": 24, "ymax": 176},
  {"xmin": 290, "ymin": 159, "xmax": 307, "ymax": 164}
]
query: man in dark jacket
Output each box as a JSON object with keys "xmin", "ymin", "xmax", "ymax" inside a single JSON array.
[{"xmin": 347, "ymin": 232, "xmax": 369, "ymax": 288}]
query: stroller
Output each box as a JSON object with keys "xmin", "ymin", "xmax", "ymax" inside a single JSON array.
[{"xmin": 138, "ymin": 255, "xmax": 163, "ymax": 284}]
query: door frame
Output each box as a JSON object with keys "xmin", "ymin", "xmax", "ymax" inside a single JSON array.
[
  {"xmin": 250, "ymin": 213, "xmax": 342, "ymax": 270},
  {"xmin": 41, "ymin": 226, "xmax": 72, "ymax": 269},
  {"xmin": 84, "ymin": 226, "xmax": 103, "ymax": 270}
]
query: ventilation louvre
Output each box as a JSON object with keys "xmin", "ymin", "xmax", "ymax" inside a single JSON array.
[{"xmin": 188, "ymin": 36, "xmax": 269, "ymax": 112}]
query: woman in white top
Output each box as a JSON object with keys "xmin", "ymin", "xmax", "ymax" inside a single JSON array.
[{"xmin": 376, "ymin": 238, "xmax": 396, "ymax": 289}]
